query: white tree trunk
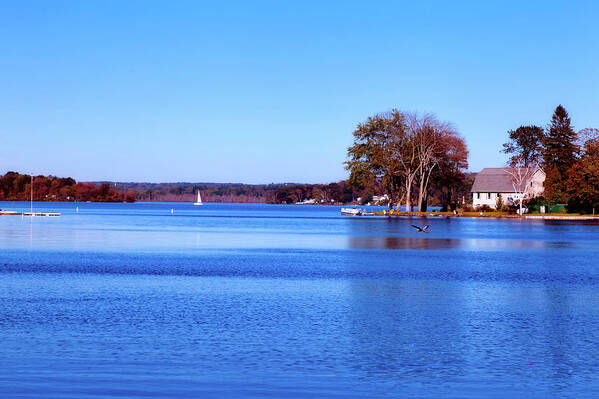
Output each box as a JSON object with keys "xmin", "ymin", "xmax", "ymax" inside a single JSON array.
[
  {"xmin": 519, "ymin": 197, "xmax": 523, "ymax": 217},
  {"xmin": 405, "ymin": 177, "xmax": 413, "ymax": 213},
  {"xmin": 417, "ymin": 174, "xmax": 425, "ymax": 212}
]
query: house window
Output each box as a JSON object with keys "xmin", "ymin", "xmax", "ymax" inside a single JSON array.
[
  {"xmin": 476, "ymin": 193, "xmax": 480, "ymax": 199},
  {"xmin": 488, "ymin": 193, "xmax": 491, "ymax": 199}
]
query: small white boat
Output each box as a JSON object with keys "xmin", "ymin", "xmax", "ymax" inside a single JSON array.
[
  {"xmin": 341, "ymin": 207, "xmax": 362, "ymax": 216},
  {"xmin": 194, "ymin": 190, "xmax": 203, "ymax": 206}
]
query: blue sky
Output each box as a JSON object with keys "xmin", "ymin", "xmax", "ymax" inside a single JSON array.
[{"xmin": 1, "ymin": 1, "xmax": 597, "ymax": 183}]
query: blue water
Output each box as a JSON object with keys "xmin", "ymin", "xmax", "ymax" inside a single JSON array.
[{"xmin": 1, "ymin": 202, "xmax": 599, "ymax": 398}]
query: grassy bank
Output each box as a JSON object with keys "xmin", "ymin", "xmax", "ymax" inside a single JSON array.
[{"xmin": 373, "ymin": 210, "xmax": 599, "ymax": 219}]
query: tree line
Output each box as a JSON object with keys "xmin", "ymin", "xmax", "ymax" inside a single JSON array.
[
  {"xmin": 0, "ymin": 172, "xmax": 135, "ymax": 202},
  {"xmin": 0, "ymin": 174, "xmax": 379, "ymax": 205},
  {"xmin": 116, "ymin": 181, "xmax": 363, "ymax": 204},
  {"xmin": 117, "ymin": 179, "xmax": 471, "ymax": 206},
  {"xmin": 270, "ymin": 181, "xmax": 368, "ymax": 204},
  {"xmin": 0, "ymin": 173, "xmax": 366, "ymax": 204},
  {"xmin": 118, "ymin": 182, "xmax": 280, "ymax": 203},
  {"xmin": 503, "ymin": 105, "xmax": 599, "ymax": 213},
  {"xmin": 0, "ymin": 172, "xmax": 469, "ymax": 206},
  {"xmin": 346, "ymin": 110, "xmax": 470, "ymax": 211}
]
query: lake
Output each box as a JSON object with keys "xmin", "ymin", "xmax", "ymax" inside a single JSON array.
[{"xmin": 1, "ymin": 202, "xmax": 599, "ymax": 398}]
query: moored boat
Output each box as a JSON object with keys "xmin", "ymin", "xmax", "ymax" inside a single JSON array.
[{"xmin": 341, "ymin": 207, "xmax": 363, "ymax": 216}]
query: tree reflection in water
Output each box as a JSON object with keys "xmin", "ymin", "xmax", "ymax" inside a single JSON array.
[{"xmin": 347, "ymin": 236, "xmax": 562, "ymax": 250}]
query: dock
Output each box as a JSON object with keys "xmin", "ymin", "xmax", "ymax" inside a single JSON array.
[
  {"xmin": 524, "ymin": 215, "xmax": 598, "ymax": 221},
  {"xmin": 0, "ymin": 211, "xmax": 60, "ymax": 216},
  {"xmin": 357, "ymin": 211, "xmax": 599, "ymax": 221}
]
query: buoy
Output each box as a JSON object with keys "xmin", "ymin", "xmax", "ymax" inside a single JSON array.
[
  {"xmin": 76, "ymin": 206, "xmax": 79, "ymax": 214},
  {"xmin": 171, "ymin": 208, "xmax": 174, "ymax": 214}
]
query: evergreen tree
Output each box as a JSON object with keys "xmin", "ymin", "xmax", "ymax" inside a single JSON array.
[{"xmin": 543, "ymin": 105, "xmax": 579, "ymax": 203}]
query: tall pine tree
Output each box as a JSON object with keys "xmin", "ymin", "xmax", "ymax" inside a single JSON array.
[{"xmin": 543, "ymin": 105, "xmax": 579, "ymax": 203}]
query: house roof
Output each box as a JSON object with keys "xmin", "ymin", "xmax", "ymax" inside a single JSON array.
[{"xmin": 471, "ymin": 168, "xmax": 542, "ymax": 193}]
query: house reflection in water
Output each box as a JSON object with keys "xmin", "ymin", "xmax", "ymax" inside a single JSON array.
[
  {"xmin": 348, "ymin": 236, "xmax": 460, "ymax": 250},
  {"xmin": 347, "ymin": 236, "xmax": 557, "ymax": 251}
]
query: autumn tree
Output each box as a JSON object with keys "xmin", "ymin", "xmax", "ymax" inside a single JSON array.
[
  {"xmin": 577, "ymin": 128, "xmax": 599, "ymax": 148},
  {"xmin": 502, "ymin": 125, "xmax": 544, "ymax": 215},
  {"xmin": 346, "ymin": 110, "xmax": 412, "ymax": 210},
  {"xmin": 124, "ymin": 190, "xmax": 136, "ymax": 203},
  {"xmin": 0, "ymin": 172, "xmax": 128, "ymax": 202},
  {"xmin": 347, "ymin": 109, "xmax": 469, "ymax": 212},
  {"xmin": 506, "ymin": 167, "xmax": 538, "ymax": 216},
  {"xmin": 430, "ymin": 135, "xmax": 470, "ymax": 211},
  {"xmin": 409, "ymin": 114, "xmax": 439, "ymax": 211},
  {"xmin": 566, "ymin": 132, "xmax": 599, "ymax": 214},
  {"xmin": 502, "ymin": 125, "xmax": 544, "ymax": 167},
  {"xmin": 410, "ymin": 113, "xmax": 468, "ymax": 211}
]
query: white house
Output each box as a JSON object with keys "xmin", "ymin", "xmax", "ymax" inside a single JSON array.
[
  {"xmin": 372, "ymin": 194, "xmax": 389, "ymax": 202},
  {"xmin": 471, "ymin": 168, "xmax": 545, "ymax": 209}
]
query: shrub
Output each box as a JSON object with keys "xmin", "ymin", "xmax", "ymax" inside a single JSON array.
[
  {"xmin": 525, "ymin": 196, "xmax": 549, "ymax": 213},
  {"xmin": 495, "ymin": 194, "xmax": 504, "ymax": 212},
  {"xmin": 506, "ymin": 205, "xmax": 518, "ymax": 215},
  {"xmin": 476, "ymin": 204, "xmax": 494, "ymax": 212},
  {"xmin": 549, "ymin": 204, "xmax": 566, "ymax": 213}
]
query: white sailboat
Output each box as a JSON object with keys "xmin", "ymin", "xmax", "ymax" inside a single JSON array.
[{"xmin": 194, "ymin": 190, "xmax": 203, "ymax": 206}]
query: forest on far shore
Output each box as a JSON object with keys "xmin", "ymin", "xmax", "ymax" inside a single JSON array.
[
  {"xmin": 0, "ymin": 172, "xmax": 134, "ymax": 203},
  {"xmin": 0, "ymin": 172, "xmax": 474, "ymax": 207}
]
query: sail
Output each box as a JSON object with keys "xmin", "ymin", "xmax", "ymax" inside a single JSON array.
[{"xmin": 194, "ymin": 190, "xmax": 203, "ymax": 205}]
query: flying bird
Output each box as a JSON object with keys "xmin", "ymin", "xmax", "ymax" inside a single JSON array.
[{"xmin": 411, "ymin": 224, "xmax": 430, "ymax": 233}]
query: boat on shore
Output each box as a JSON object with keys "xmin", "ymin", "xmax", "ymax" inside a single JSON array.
[{"xmin": 341, "ymin": 207, "xmax": 363, "ymax": 216}]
